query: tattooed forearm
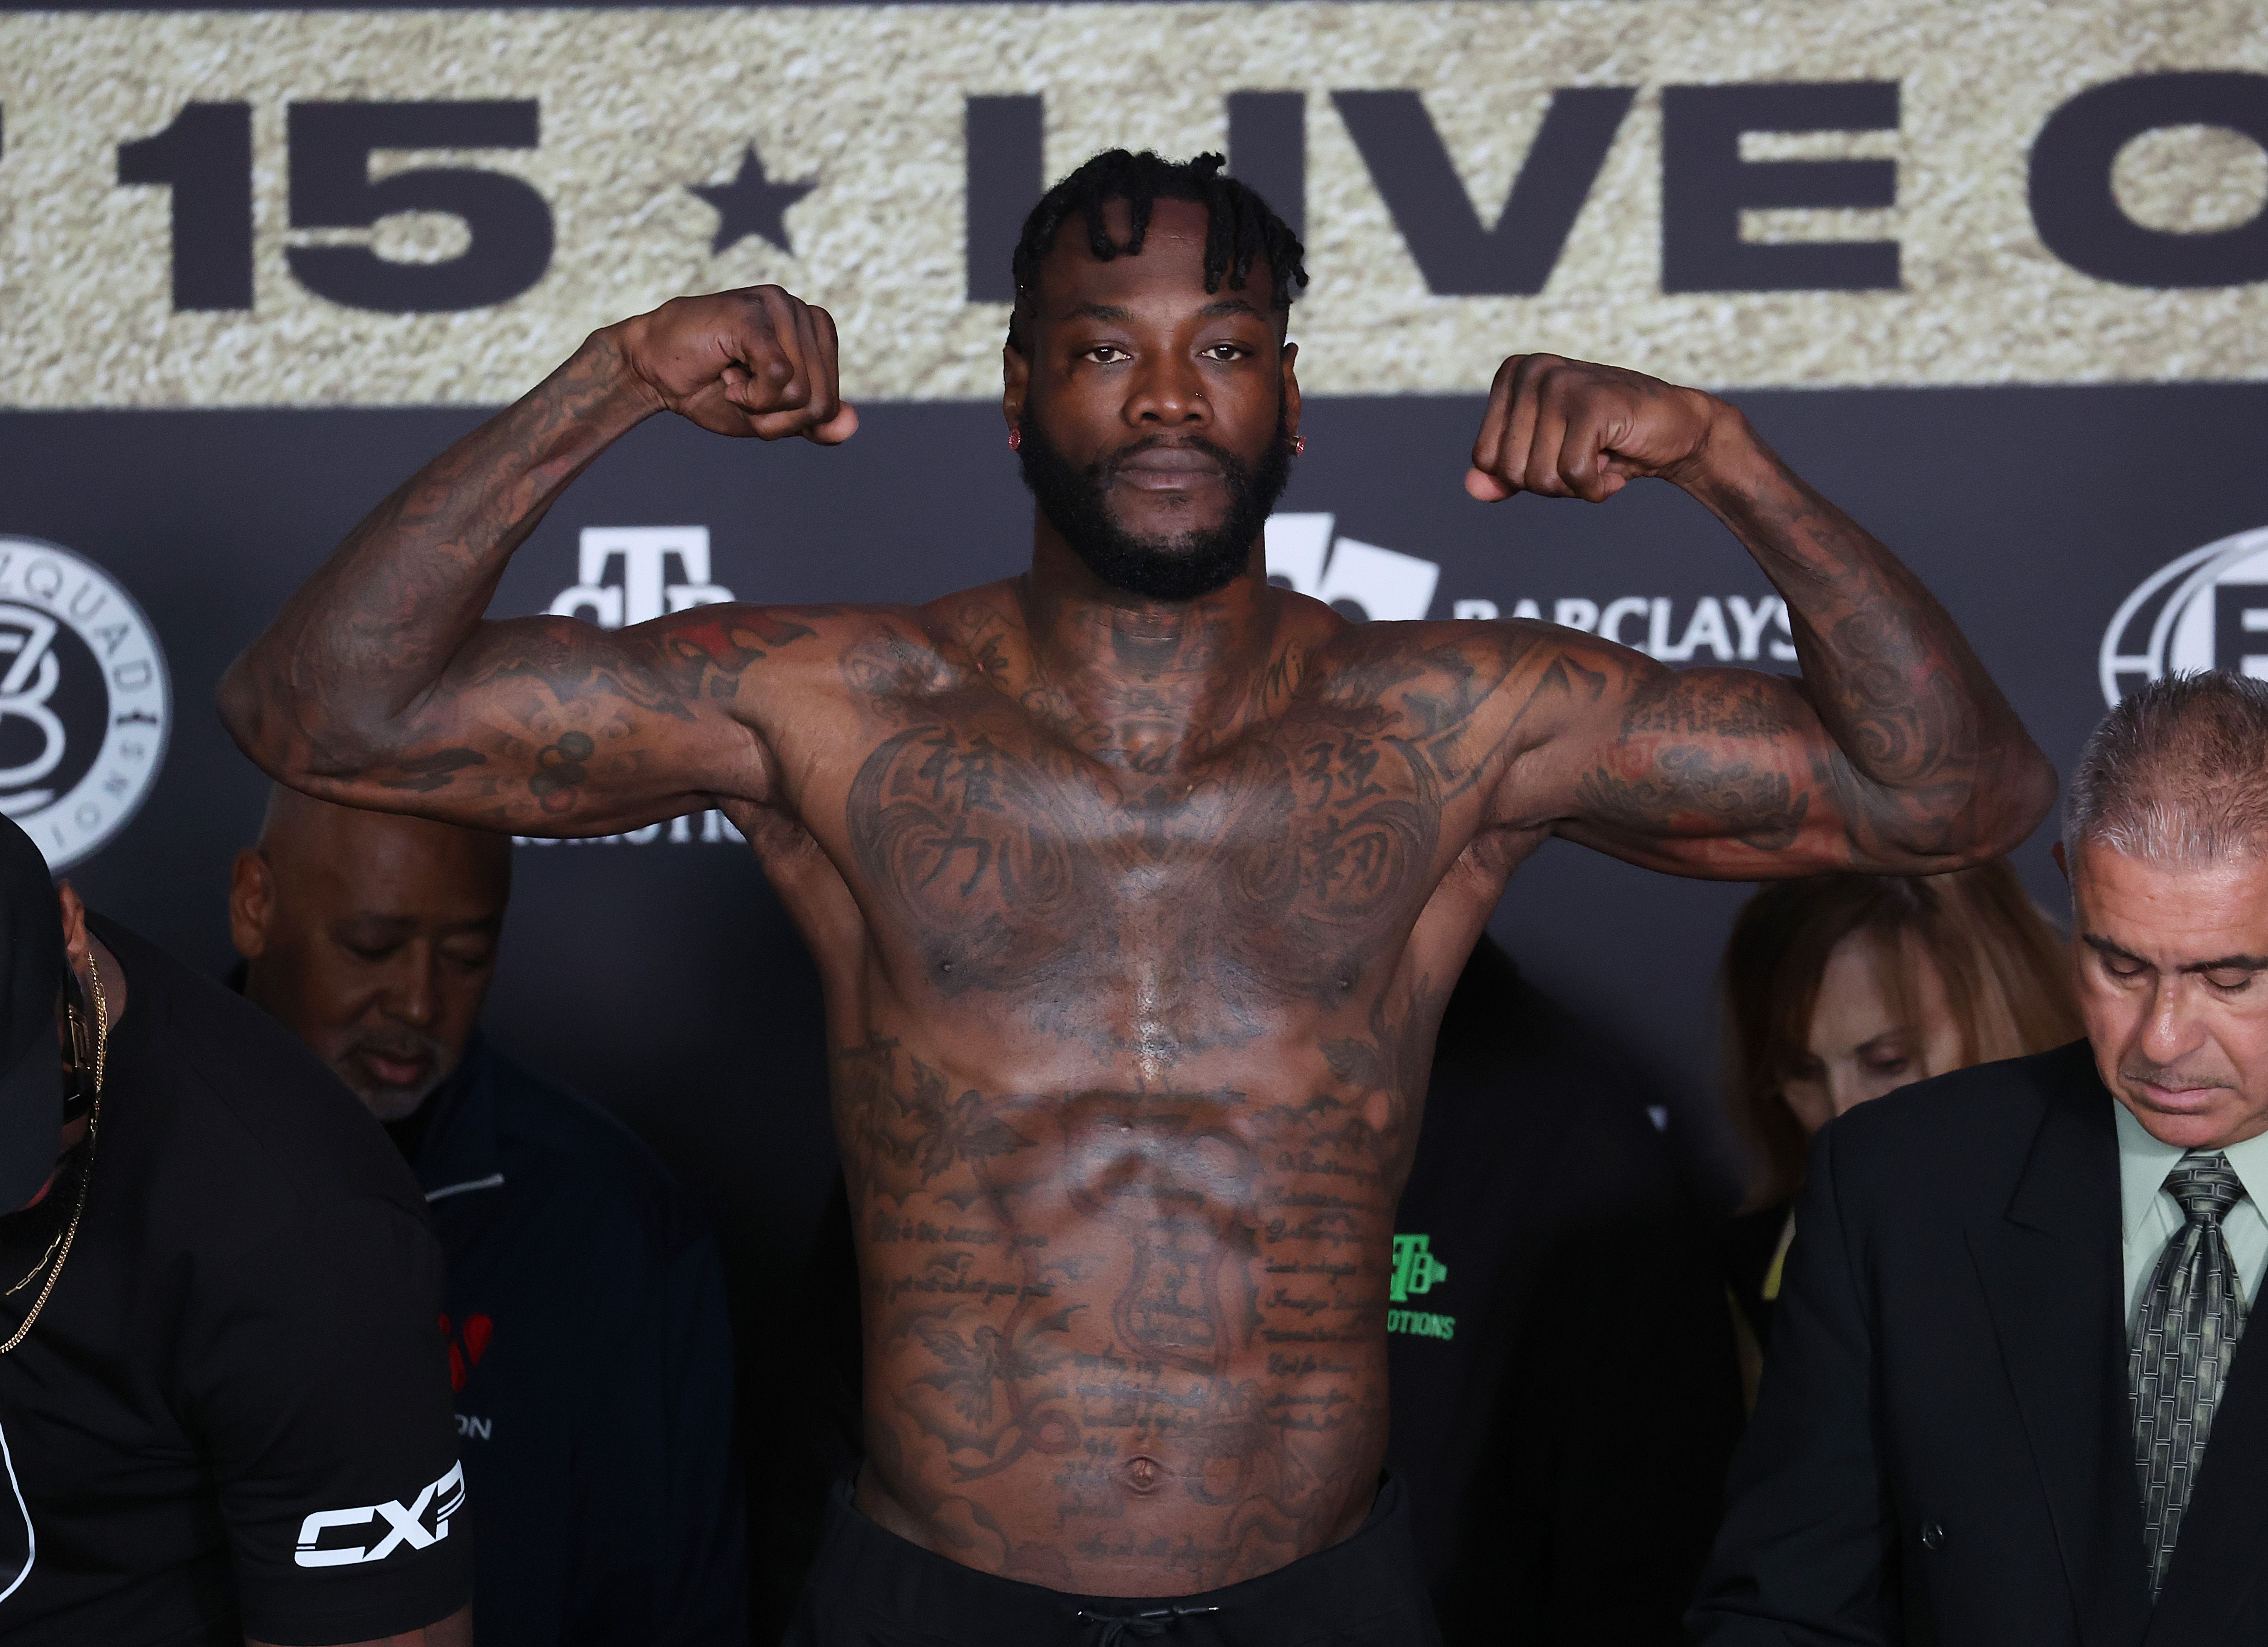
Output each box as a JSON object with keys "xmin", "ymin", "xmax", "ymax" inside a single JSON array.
[{"xmin": 219, "ymin": 337, "xmax": 651, "ymax": 778}]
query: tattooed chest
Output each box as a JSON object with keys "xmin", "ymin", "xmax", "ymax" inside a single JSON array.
[{"xmin": 841, "ymin": 718, "xmax": 1445, "ymax": 1029}]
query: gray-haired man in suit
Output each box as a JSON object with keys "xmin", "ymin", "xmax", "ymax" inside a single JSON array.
[{"xmin": 1695, "ymin": 669, "xmax": 2268, "ymax": 1646}]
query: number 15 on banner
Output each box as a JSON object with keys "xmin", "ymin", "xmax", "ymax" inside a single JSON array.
[{"xmin": 116, "ymin": 101, "xmax": 553, "ymax": 314}]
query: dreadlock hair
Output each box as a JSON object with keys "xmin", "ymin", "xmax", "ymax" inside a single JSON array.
[{"xmin": 1006, "ymin": 149, "xmax": 1309, "ymax": 355}]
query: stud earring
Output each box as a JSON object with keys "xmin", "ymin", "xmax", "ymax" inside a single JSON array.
[
  {"xmin": 1294, "ymin": 435, "xmax": 1307, "ymax": 455},
  {"xmin": 1008, "ymin": 427, "xmax": 1022, "ymax": 452}
]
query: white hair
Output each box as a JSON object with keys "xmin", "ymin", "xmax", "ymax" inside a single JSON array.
[{"xmin": 2065, "ymin": 671, "xmax": 2268, "ymax": 863}]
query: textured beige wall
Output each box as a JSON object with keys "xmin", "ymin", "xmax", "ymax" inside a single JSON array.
[{"xmin": 1, "ymin": 0, "xmax": 2263, "ymax": 407}]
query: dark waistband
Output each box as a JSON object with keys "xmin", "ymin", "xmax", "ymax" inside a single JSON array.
[{"xmin": 813, "ymin": 1469, "xmax": 1424, "ymax": 1633}]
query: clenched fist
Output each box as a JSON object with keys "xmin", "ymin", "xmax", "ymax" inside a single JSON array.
[
  {"xmin": 608, "ymin": 286, "xmax": 858, "ymax": 444},
  {"xmin": 1465, "ymin": 355, "xmax": 1722, "ymax": 503}
]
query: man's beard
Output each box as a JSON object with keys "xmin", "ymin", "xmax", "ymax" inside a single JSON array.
[
  {"xmin": 337, "ymin": 1028, "xmax": 454, "ymax": 1121},
  {"xmin": 1017, "ymin": 406, "xmax": 1295, "ymax": 602}
]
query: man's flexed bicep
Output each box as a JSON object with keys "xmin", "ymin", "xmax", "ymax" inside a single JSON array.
[
  {"xmin": 1464, "ymin": 351, "xmax": 2053, "ymax": 875},
  {"xmin": 273, "ymin": 601, "xmax": 851, "ymax": 834},
  {"xmin": 1526, "ymin": 639, "xmax": 1977, "ymax": 878},
  {"xmin": 219, "ymin": 284, "xmax": 858, "ymax": 832}
]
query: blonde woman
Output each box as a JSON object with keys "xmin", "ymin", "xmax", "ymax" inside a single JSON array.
[{"xmin": 1718, "ymin": 862, "xmax": 2081, "ymax": 1372}]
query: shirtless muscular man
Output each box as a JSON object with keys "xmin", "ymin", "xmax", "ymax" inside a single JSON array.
[{"xmin": 222, "ymin": 151, "xmax": 2052, "ymax": 1645}]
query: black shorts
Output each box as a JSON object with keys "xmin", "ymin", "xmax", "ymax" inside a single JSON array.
[{"xmin": 783, "ymin": 1472, "xmax": 1442, "ymax": 1647}]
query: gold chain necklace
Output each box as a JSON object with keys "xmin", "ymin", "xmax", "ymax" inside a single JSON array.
[
  {"xmin": 1, "ymin": 1226, "xmax": 66, "ymax": 1300},
  {"xmin": 0, "ymin": 952, "xmax": 107, "ymax": 1355}
]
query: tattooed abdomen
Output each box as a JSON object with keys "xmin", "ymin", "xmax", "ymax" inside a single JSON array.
[{"xmin": 840, "ymin": 1031, "xmax": 1421, "ymax": 1595}]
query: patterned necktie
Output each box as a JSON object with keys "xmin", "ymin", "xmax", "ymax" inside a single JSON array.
[{"xmin": 2130, "ymin": 1151, "xmax": 2251, "ymax": 1600}]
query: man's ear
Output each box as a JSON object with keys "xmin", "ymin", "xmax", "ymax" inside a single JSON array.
[
  {"xmin": 1001, "ymin": 340, "xmax": 1030, "ymax": 434},
  {"xmin": 1280, "ymin": 339, "xmax": 1301, "ymax": 441},
  {"xmin": 229, "ymin": 849, "xmax": 274, "ymax": 962},
  {"xmin": 55, "ymin": 882, "xmax": 88, "ymax": 978}
]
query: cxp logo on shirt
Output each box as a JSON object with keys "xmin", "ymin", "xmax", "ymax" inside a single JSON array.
[
  {"xmin": 0, "ymin": 538, "xmax": 170, "ymax": 870},
  {"xmin": 2100, "ymin": 525, "xmax": 2268, "ymax": 705},
  {"xmin": 294, "ymin": 1462, "xmax": 466, "ymax": 1569}
]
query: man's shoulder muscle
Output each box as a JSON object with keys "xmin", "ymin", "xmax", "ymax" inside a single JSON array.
[
  {"xmin": 684, "ymin": 599, "xmax": 939, "ymax": 777},
  {"xmin": 1292, "ymin": 616, "xmax": 1624, "ymax": 818}
]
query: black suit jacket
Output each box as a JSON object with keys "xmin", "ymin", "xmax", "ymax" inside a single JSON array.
[{"xmin": 1691, "ymin": 1041, "xmax": 2268, "ymax": 1647}]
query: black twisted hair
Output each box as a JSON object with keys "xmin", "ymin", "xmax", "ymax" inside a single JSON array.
[{"xmin": 1007, "ymin": 149, "xmax": 1309, "ymax": 354}]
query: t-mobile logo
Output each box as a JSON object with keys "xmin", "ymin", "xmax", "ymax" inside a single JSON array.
[
  {"xmin": 294, "ymin": 1462, "xmax": 466, "ymax": 1568},
  {"xmin": 548, "ymin": 526, "xmax": 734, "ymax": 629}
]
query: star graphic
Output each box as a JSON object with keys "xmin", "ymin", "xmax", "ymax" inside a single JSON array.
[{"xmin": 690, "ymin": 145, "xmax": 817, "ymax": 257}]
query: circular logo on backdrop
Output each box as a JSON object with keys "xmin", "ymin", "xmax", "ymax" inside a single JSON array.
[
  {"xmin": 2100, "ymin": 525, "xmax": 2268, "ymax": 707},
  {"xmin": 0, "ymin": 538, "xmax": 170, "ymax": 870}
]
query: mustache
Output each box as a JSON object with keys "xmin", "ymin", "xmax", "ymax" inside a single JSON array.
[
  {"xmin": 2121, "ymin": 1061, "xmax": 2237, "ymax": 1092},
  {"xmin": 1097, "ymin": 434, "xmax": 1239, "ymax": 475}
]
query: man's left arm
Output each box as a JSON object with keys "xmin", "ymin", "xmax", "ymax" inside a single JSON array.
[{"xmin": 1466, "ymin": 355, "xmax": 2054, "ymax": 876}]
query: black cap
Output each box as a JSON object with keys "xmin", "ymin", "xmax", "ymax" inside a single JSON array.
[{"xmin": 0, "ymin": 816, "xmax": 64, "ymax": 1213}]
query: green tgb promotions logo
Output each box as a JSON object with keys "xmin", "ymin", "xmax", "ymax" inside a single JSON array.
[{"xmin": 1388, "ymin": 1234, "xmax": 1454, "ymax": 1342}]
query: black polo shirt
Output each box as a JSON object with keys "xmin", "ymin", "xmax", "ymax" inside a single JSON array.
[{"xmin": 0, "ymin": 918, "xmax": 472, "ymax": 1646}]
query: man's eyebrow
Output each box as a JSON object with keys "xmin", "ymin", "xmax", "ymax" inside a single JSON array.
[
  {"xmin": 1198, "ymin": 297, "xmax": 1263, "ymax": 319},
  {"xmin": 1063, "ymin": 302, "xmax": 1133, "ymax": 323},
  {"xmin": 2082, "ymin": 934, "xmax": 2145, "ymax": 964},
  {"xmin": 2182, "ymin": 954, "xmax": 2268, "ymax": 973}
]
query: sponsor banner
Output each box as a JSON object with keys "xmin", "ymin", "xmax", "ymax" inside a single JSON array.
[
  {"xmin": 2102, "ymin": 524, "xmax": 2268, "ymax": 703},
  {"xmin": 2, "ymin": 0, "xmax": 2265, "ymax": 409},
  {"xmin": 0, "ymin": 538, "xmax": 171, "ymax": 870}
]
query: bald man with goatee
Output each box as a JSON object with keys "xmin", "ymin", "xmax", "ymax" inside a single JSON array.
[{"xmin": 232, "ymin": 788, "xmax": 748, "ymax": 1647}]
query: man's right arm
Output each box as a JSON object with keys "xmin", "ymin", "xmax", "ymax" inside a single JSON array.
[
  {"xmin": 217, "ymin": 287, "xmax": 857, "ymax": 835},
  {"xmin": 1689, "ymin": 1124, "xmax": 1899, "ymax": 1645}
]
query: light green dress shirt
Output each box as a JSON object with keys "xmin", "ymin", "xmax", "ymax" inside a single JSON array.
[{"xmin": 2117, "ymin": 1101, "xmax": 2268, "ymax": 1340}]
